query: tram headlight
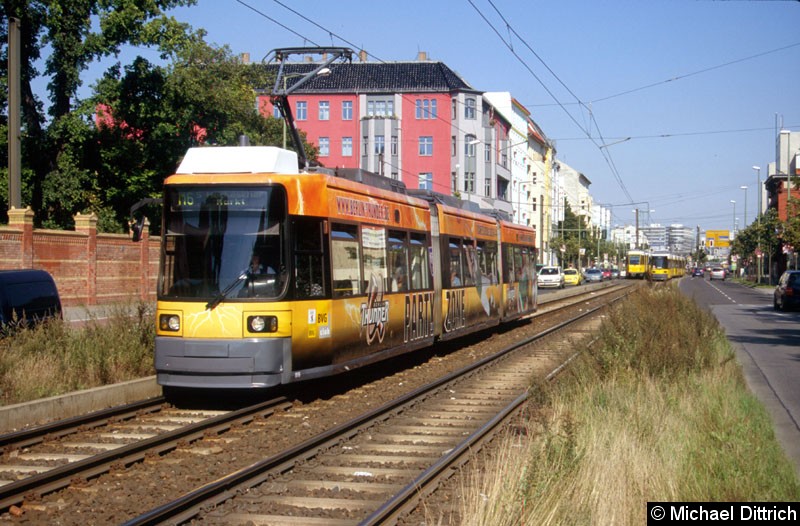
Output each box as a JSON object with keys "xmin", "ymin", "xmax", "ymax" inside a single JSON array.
[
  {"xmin": 159, "ymin": 314, "xmax": 180, "ymax": 332},
  {"xmin": 248, "ymin": 315, "xmax": 278, "ymax": 333}
]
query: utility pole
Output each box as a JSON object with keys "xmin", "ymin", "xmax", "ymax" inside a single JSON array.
[{"xmin": 8, "ymin": 18, "xmax": 22, "ymax": 209}]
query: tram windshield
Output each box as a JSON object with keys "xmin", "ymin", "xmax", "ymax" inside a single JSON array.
[
  {"xmin": 159, "ymin": 185, "xmax": 288, "ymax": 301},
  {"xmin": 650, "ymin": 256, "xmax": 668, "ymax": 269}
]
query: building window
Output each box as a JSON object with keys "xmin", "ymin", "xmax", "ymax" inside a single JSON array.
[
  {"xmin": 319, "ymin": 137, "xmax": 329, "ymax": 157},
  {"xmin": 391, "ymin": 136, "xmax": 398, "ymax": 156},
  {"xmin": 465, "ymin": 98, "xmax": 476, "ymax": 120},
  {"xmin": 342, "ymin": 137, "xmax": 353, "ymax": 156},
  {"xmin": 419, "ymin": 136, "xmax": 433, "ymax": 156},
  {"xmin": 419, "ymin": 172, "xmax": 433, "ymax": 190},
  {"xmin": 367, "ymin": 99, "xmax": 394, "ymax": 117},
  {"xmin": 416, "ymin": 99, "xmax": 438, "ymax": 119},
  {"xmin": 465, "ymin": 134, "xmax": 477, "ymax": 157},
  {"xmin": 532, "ymin": 196, "xmax": 537, "ymax": 212},
  {"xmin": 296, "ymin": 101, "xmax": 307, "ymax": 121},
  {"xmin": 342, "ymin": 101, "xmax": 353, "ymax": 120},
  {"xmin": 485, "ymin": 176, "xmax": 492, "ymax": 197},
  {"xmin": 451, "ymin": 136, "xmax": 456, "ymax": 157},
  {"xmin": 485, "ymin": 142, "xmax": 492, "ymax": 163},
  {"xmin": 452, "ymin": 172, "xmax": 458, "ymax": 193},
  {"xmin": 375, "ymin": 135, "xmax": 385, "ymax": 155},
  {"xmin": 319, "ymin": 101, "xmax": 329, "ymax": 121},
  {"xmin": 464, "ymin": 172, "xmax": 475, "ymax": 193},
  {"xmin": 362, "ymin": 136, "xmax": 369, "ymax": 154},
  {"xmin": 451, "ymin": 98, "xmax": 456, "ymax": 119}
]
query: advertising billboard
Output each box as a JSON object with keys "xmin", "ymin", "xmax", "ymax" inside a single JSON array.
[{"xmin": 705, "ymin": 230, "xmax": 731, "ymax": 248}]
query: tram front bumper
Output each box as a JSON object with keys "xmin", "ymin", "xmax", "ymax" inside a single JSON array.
[{"xmin": 155, "ymin": 336, "xmax": 292, "ymax": 389}]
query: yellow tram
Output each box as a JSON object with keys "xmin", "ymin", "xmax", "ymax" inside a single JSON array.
[{"xmin": 154, "ymin": 146, "xmax": 537, "ymax": 392}]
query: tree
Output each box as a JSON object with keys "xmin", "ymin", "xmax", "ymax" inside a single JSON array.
[
  {"xmin": 2, "ymin": 1, "xmax": 319, "ymax": 231},
  {"xmin": 1, "ymin": 0, "xmax": 196, "ymax": 227},
  {"xmin": 89, "ymin": 37, "xmax": 318, "ymax": 231}
]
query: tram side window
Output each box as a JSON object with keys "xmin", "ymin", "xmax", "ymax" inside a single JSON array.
[
  {"xmin": 388, "ymin": 231, "xmax": 408, "ymax": 292},
  {"xmin": 293, "ymin": 218, "xmax": 326, "ymax": 299},
  {"xmin": 514, "ymin": 247, "xmax": 524, "ymax": 282},
  {"xmin": 462, "ymin": 241, "xmax": 477, "ymax": 287},
  {"xmin": 362, "ymin": 226, "xmax": 387, "ymax": 293},
  {"xmin": 477, "ymin": 240, "xmax": 498, "ymax": 285},
  {"xmin": 503, "ymin": 245, "xmax": 514, "ymax": 284},
  {"xmin": 409, "ymin": 233, "xmax": 430, "ymax": 290},
  {"xmin": 448, "ymin": 238, "xmax": 463, "ymax": 287},
  {"xmin": 331, "ymin": 224, "xmax": 361, "ymax": 297}
]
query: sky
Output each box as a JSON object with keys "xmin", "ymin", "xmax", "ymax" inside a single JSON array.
[{"xmin": 75, "ymin": 0, "xmax": 800, "ymax": 232}]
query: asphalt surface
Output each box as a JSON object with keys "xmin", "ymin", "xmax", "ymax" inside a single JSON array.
[{"xmin": 680, "ymin": 277, "xmax": 800, "ymax": 479}]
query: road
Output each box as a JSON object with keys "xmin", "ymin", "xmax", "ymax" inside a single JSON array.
[{"xmin": 679, "ymin": 275, "xmax": 800, "ymax": 477}]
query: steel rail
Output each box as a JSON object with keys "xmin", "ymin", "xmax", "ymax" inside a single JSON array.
[
  {"xmin": 0, "ymin": 397, "xmax": 166, "ymax": 452},
  {"xmin": 123, "ymin": 292, "xmax": 618, "ymax": 526},
  {"xmin": 361, "ymin": 288, "xmax": 633, "ymax": 524},
  {"xmin": 0, "ymin": 396, "xmax": 290, "ymax": 512}
]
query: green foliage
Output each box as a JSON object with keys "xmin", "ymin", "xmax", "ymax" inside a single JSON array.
[
  {"xmin": 731, "ymin": 207, "xmax": 782, "ymax": 270},
  {"xmin": 0, "ymin": 302, "xmax": 155, "ymax": 405},
  {"xmin": 2, "ymin": 1, "xmax": 323, "ymax": 232}
]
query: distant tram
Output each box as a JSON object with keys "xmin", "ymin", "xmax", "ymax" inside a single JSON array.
[
  {"xmin": 626, "ymin": 250, "xmax": 649, "ymax": 279},
  {"xmin": 648, "ymin": 253, "xmax": 686, "ymax": 281}
]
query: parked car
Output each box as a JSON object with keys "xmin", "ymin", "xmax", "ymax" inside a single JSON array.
[
  {"xmin": 0, "ymin": 269, "xmax": 62, "ymax": 328},
  {"xmin": 709, "ymin": 267, "xmax": 726, "ymax": 281},
  {"xmin": 584, "ymin": 268, "xmax": 603, "ymax": 283},
  {"xmin": 537, "ymin": 266, "xmax": 565, "ymax": 289},
  {"xmin": 610, "ymin": 268, "xmax": 620, "ymax": 279},
  {"xmin": 774, "ymin": 270, "xmax": 800, "ymax": 311},
  {"xmin": 563, "ymin": 268, "xmax": 582, "ymax": 286},
  {"xmin": 601, "ymin": 268, "xmax": 612, "ymax": 280}
]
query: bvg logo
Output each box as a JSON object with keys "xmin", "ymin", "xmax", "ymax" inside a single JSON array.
[{"xmin": 361, "ymin": 274, "xmax": 388, "ymax": 345}]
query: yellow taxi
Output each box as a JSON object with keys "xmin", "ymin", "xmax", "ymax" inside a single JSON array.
[{"xmin": 563, "ymin": 267, "xmax": 582, "ymax": 286}]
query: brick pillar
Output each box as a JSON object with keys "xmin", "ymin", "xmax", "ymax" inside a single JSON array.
[
  {"xmin": 8, "ymin": 206, "xmax": 34, "ymax": 268},
  {"xmin": 139, "ymin": 218, "xmax": 151, "ymax": 300},
  {"xmin": 74, "ymin": 212, "xmax": 98, "ymax": 305}
]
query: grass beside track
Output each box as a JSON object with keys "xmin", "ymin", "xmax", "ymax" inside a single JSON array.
[
  {"xmin": 0, "ymin": 303, "xmax": 154, "ymax": 405},
  {"xmin": 439, "ymin": 285, "xmax": 800, "ymax": 526}
]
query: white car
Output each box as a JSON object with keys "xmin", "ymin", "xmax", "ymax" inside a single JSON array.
[{"xmin": 538, "ymin": 266, "xmax": 565, "ymax": 289}]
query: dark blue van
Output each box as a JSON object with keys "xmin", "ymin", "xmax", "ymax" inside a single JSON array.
[{"xmin": 0, "ymin": 269, "xmax": 62, "ymax": 327}]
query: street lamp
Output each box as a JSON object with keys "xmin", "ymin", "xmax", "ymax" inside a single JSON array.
[
  {"xmin": 753, "ymin": 165, "xmax": 762, "ymax": 283},
  {"xmin": 730, "ymin": 200, "xmax": 736, "ymax": 236},
  {"xmin": 740, "ymin": 185, "xmax": 748, "ymax": 227}
]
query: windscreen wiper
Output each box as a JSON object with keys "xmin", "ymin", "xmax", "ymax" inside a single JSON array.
[{"xmin": 206, "ymin": 269, "xmax": 249, "ymax": 310}]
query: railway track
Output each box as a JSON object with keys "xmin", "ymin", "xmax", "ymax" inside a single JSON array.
[
  {"xmin": 0, "ymin": 282, "xmax": 634, "ymax": 523},
  {"xmin": 124, "ymin": 289, "xmax": 623, "ymax": 525},
  {"xmin": 0, "ymin": 397, "xmax": 291, "ymax": 511}
]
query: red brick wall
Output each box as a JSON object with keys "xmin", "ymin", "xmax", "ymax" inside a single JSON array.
[{"xmin": 0, "ymin": 208, "xmax": 158, "ymax": 306}]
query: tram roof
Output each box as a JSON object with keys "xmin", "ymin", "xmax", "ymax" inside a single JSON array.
[{"xmin": 176, "ymin": 146, "xmax": 299, "ymax": 175}]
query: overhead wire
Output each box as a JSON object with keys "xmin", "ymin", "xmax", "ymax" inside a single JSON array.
[
  {"xmin": 471, "ymin": 0, "xmax": 634, "ymax": 203},
  {"xmin": 237, "ymin": 0, "xmax": 547, "ymax": 197},
  {"xmin": 585, "ymin": 41, "xmax": 800, "ymax": 106}
]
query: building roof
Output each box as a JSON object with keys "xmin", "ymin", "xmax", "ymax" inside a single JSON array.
[{"xmin": 261, "ymin": 61, "xmax": 477, "ymax": 94}]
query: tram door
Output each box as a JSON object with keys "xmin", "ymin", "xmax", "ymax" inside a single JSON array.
[{"xmin": 292, "ymin": 218, "xmax": 329, "ymax": 299}]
